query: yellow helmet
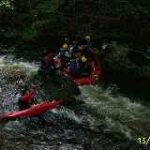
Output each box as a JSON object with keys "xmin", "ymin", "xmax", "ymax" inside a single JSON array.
[
  {"xmin": 63, "ymin": 44, "xmax": 69, "ymax": 50},
  {"xmin": 85, "ymin": 35, "xmax": 91, "ymax": 40},
  {"xmin": 81, "ymin": 56, "xmax": 87, "ymax": 62}
]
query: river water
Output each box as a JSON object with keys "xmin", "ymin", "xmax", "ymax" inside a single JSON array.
[{"xmin": 0, "ymin": 55, "xmax": 149, "ymax": 150}]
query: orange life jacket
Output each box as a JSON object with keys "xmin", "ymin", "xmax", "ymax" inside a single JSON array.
[{"xmin": 20, "ymin": 90, "xmax": 35, "ymax": 103}]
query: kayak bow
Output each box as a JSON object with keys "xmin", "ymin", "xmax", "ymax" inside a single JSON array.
[{"xmin": 0, "ymin": 100, "xmax": 63, "ymax": 120}]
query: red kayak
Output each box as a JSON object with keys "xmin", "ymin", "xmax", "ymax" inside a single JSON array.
[
  {"xmin": 0, "ymin": 100, "xmax": 63, "ymax": 120},
  {"xmin": 63, "ymin": 61, "xmax": 102, "ymax": 86}
]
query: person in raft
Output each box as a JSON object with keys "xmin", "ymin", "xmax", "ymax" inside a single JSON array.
[
  {"xmin": 58, "ymin": 43, "xmax": 72, "ymax": 66},
  {"xmin": 67, "ymin": 57, "xmax": 80, "ymax": 77},
  {"xmin": 18, "ymin": 85, "xmax": 37, "ymax": 110},
  {"xmin": 39, "ymin": 51, "xmax": 56, "ymax": 78}
]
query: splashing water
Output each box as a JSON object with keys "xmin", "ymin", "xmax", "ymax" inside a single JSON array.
[
  {"xmin": 0, "ymin": 55, "xmax": 39, "ymax": 112},
  {"xmin": 0, "ymin": 55, "xmax": 81, "ymax": 119},
  {"xmin": 51, "ymin": 106, "xmax": 82, "ymax": 124},
  {"xmin": 78, "ymin": 85, "xmax": 150, "ymax": 139},
  {"xmin": 0, "ymin": 55, "xmax": 149, "ymax": 149},
  {"xmin": 0, "ymin": 56, "xmax": 38, "ymax": 84}
]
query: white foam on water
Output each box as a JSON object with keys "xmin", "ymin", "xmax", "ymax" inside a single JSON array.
[
  {"xmin": 14, "ymin": 61, "xmax": 39, "ymax": 72},
  {"xmin": 78, "ymin": 85, "xmax": 150, "ymax": 139},
  {"xmin": 51, "ymin": 106, "xmax": 82, "ymax": 124},
  {"xmin": 0, "ymin": 55, "xmax": 39, "ymax": 112},
  {"xmin": 0, "ymin": 55, "xmax": 39, "ymax": 72},
  {"xmin": 0, "ymin": 55, "xmax": 6, "ymax": 67}
]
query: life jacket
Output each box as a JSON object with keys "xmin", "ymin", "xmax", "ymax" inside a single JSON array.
[
  {"xmin": 53, "ymin": 56, "xmax": 61, "ymax": 69},
  {"xmin": 20, "ymin": 90, "xmax": 35, "ymax": 103},
  {"xmin": 59, "ymin": 48, "xmax": 72, "ymax": 58},
  {"xmin": 70, "ymin": 44, "xmax": 78, "ymax": 55},
  {"xmin": 41, "ymin": 56, "xmax": 49, "ymax": 69},
  {"xmin": 41, "ymin": 53, "xmax": 55, "ymax": 66},
  {"xmin": 68, "ymin": 59, "xmax": 79, "ymax": 74}
]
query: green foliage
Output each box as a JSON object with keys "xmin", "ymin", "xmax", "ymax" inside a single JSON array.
[
  {"xmin": 0, "ymin": 0, "xmax": 14, "ymax": 9},
  {"xmin": 104, "ymin": 42, "xmax": 133, "ymax": 71},
  {"xmin": 1, "ymin": 0, "xmax": 150, "ymax": 45},
  {"xmin": 104, "ymin": 42, "xmax": 150, "ymax": 77},
  {"xmin": 21, "ymin": 27, "xmax": 38, "ymax": 40},
  {"xmin": 140, "ymin": 66, "xmax": 150, "ymax": 78},
  {"xmin": 34, "ymin": 0, "xmax": 59, "ymax": 15}
]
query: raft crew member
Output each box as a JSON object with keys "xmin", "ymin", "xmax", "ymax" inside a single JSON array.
[
  {"xmin": 69, "ymin": 40, "xmax": 79, "ymax": 57},
  {"xmin": 58, "ymin": 44, "xmax": 72, "ymax": 66},
  {"xmin": 78, "ymin": 44, "xmax": 86, "ymax": 55},
  {"xmin": 39, "ymin": 52, "xmax": 56, "ymax": 78},
  {"xmin": 78, "ymin": 55, "xmax": 90, "ymax": 75},
  {"xmin": 64, "ymin": 37, "xmax": 70, "ymax": 45},
  {"xmin": 84, "ymin": 35, "xmax": 92, "ymax": 48},
  {"xmin": 53, "ymin": 56, "xmax": 62, "ymax": 75},
  {"xmin": 46, "ymin": 53, "xmax": 56, "ymax": 75},
  {"xmin": 67, "ymin": 58, "xmax": 80, "ymax": 77},
  {"xmin": 77, "ymin": 36, "xmax": 93, "ymax": 59},
  {"xmin": 18, "ymin": 85, "xmax": 37, "ymax": 110},
  {"xmin": 68, "ymin": 55, "xmax": 90, "ymax": 77}
]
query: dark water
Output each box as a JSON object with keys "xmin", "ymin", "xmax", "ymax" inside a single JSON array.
[
  {"xmin": 0, "ymin": 55, "xmax": 150, "ymax": 150},
  {"xmin": 103, "ymin": 71, "xmax": 150, "ymax": 104}
]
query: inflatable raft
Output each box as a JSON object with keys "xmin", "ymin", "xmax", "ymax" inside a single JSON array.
[
  {"xmin": 63, "ymin": 60, "xmax": 101, "ymax": 86},
  {"xmin": 0, "ymin": 100, "xmax": 63, "ymax": 120}
]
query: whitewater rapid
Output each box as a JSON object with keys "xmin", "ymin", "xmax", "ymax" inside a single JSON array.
[{"xmin": 0, "ymin": 55, "xmax": 149, "ymax": 149}]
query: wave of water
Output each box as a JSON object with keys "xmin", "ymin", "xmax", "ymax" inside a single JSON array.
[
  {"xmin": 0, "ymin": 55, "xmax": 149, "ymax": 150},
  {"xmin": 78, "ymin": 85, "xmax": 150, "ymax": 139},
  {"xmin": 0, "ymin": 55, "xmax": 39, "ymax": 112}
]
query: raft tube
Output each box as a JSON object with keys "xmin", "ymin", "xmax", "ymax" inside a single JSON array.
[
  {"xmin": 63, "ymin": 61, "xmax": 102, "ymax": 86},
  {"xmin": 0, "ymin": 100, "xmax": 63, "ymax": 120}
]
